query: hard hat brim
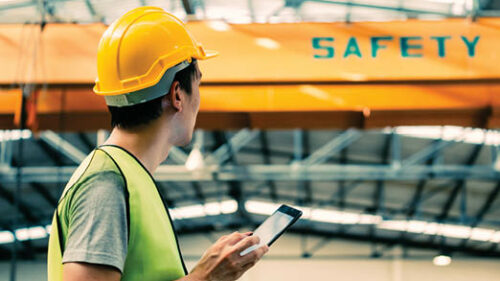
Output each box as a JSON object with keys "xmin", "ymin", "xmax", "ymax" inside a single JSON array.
[{"xmin": 200, "ymin": 49, "xmax": 218, "ymax": 60}]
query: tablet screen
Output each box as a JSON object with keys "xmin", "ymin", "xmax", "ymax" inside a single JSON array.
[
  {"xmin": 254, "ymin": 211, "xmax": 294, "ymax": 247},
  {"xmin": 240, "ymin": 210, "xmax": 295, "ymax": 256}
]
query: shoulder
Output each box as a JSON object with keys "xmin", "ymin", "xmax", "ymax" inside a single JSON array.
[
  {"xmin": 60, "ymin": 148, "xmax": 126, "ymax": 203},
  {"xmin": 73, "ymin": 148, "xmax": 128, "ymax": 203},
  {"xmin": 73, "ymin": 170, "xmax": 126, "ymax": 205},
  {"xmin": 65, "ymin": 170, "xmax": 126, "ymax": 220}
]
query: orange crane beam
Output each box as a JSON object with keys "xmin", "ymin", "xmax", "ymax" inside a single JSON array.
[
  {"xmin": 1, "ymin": 81, "xmax": 498, "ymax": 131},
  {"xmin": 0, "ymin": 19, "xmax": 499, "ymax": 130}
]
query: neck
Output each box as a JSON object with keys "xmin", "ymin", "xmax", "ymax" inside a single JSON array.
[{"xmin": 103, "ymin": 118, "xmax": 172, "ymax": 174}]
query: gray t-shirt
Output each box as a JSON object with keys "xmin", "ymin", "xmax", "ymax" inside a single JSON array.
[{"xmin": 62, "ymin": 171, "xmax": 128, "ymax": 273}]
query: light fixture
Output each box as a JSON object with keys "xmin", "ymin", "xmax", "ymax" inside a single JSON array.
[
  {"xmin": 392, "ymin": 126, "xmax": 500, "ymax": 145},
  {"xmin": 245, "ymin": 200, "xmax": 279, "ymax": 215},
  {"xmin": 438, "ymin": 224, "xmax": 471, "ymax": 239},
  {"xmin": 378, "ymin": 220, "xmax": 408, "ymax": 231},
  {"xmin": 489, "ymin": 231, "xmax": 500, "ymax": 243},
  {"xmin": 244, "ymin": 200, "xmax": 383, "ymax": 225},
  {"xmin": 0, "ymin": 225, "xmax": 51, "ymax": 245},
  {"xmin": 219, "ymin": 200, "xmax": 238, "ymax": 214},
  {"xmin": 203, "ymin": 200, "xmax": 238, "ymax": 216},
  {"xmin": 407, "ymin": 220, "xmax": 427, "ymax": 233},
  {"xmin": 4, "ymin": 200, "xmax": 499, "ymax": 246},
  {"xmin": 376, "ymin": 219, "xmax": 500, "ymax": 242},
  {"xmin": 185, "ymin": 147, "xmax": 204, "ymax": 171},
  {"xmin": 185, "ymin": 130, "xmax": 205, "ymax": 171},
  {"xmin": 15, "ymin": 226, "xmax": 47, "ymax": 241},
  {"xmin": 311, "ymin": 209, "xmax": 361, "ymax": 224},
  {"xmin": 470, "ymin": 228, "xmax": 495, "ymax": 242},
  {"xmin": 169, "ymin": 200, "xmax": 238, "ymax": 220},
  {"xmin": 0, "ymin": 231, "xmax": 14, "ymax": 244},
  {"xmin": 433, "ymin": 254, "xmax": 452, "ymax": 266},
  {"xmin": 245, "ymin": 200, "xmax": 500, "ymax": 243},
  {"xmin": 0, "ymin": 129, "xmax": 32, "ymax": 142}
]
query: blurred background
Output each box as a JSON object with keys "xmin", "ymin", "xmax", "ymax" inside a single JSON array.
[{"xmin": 1, "ymin": 0, "xmax": 500, "ymax": 280}]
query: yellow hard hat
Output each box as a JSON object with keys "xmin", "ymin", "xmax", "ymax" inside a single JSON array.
[{"xmin": 93, "ymin": 6, "xmax": 217, "ymax": 107}]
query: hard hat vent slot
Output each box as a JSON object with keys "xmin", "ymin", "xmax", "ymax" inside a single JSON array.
[
  {"xmin": 150, "ymin": 64, "xmax": 163, "ymax": 81},
  {"xmin": 122, "ymin": 79, "xmax": 140, "ymax": 88}
]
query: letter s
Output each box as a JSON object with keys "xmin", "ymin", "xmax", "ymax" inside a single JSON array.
[{"xmin": 312, "ymin": 37, "xmax": 334, "ymax": 59}]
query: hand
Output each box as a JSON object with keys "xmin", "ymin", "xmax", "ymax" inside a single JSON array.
[{"xmin": 186, "ymin": 232, "xmax": 269, "ymax": 281}]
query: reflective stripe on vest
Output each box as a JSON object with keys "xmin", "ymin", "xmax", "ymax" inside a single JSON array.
[{"xmin": 48, "ymin": 145, "xmax": 187, "ymax": 281}]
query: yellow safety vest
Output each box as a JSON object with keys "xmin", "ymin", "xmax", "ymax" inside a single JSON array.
[{"xmin": 48, "ymin": 145, "xmax": 187, "ymax": 281}]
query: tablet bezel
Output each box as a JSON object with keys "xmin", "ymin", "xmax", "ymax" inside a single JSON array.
[{"xmin": 265, "ymin": 204, "xmax": 302, "ymax": 247}]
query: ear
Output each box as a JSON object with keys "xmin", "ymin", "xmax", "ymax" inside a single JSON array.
[{"xmin": 167, "ymin": 81, "xmax": 183, "ymax": 112}]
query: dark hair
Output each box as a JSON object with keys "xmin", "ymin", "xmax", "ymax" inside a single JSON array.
[{"xmin": 108, "ymin": 61, "xmax": 197, "ymax": 129}]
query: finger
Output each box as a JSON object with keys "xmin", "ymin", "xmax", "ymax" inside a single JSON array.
[
  {"xmin": 225, "ymin": 232, "xmax": 247, "ymax": 245},
  {"xmin": 234, "ymin": 235, "xmax": 260, "ymax": 252},
  {"xmin": 216, "ymin": 234, "xmax": 229, "ymax": 242},
  {"xmin": 254, "ymin": 244, "xmax": 269, "ymax": 259},
  {"xmin": 233, "ymin": 236, "xmax": 261, "ymax": 258},
  {"xmin": 240, "ymin": 246, "xmax": 268, "ymax": 269},
  {"xmin": 239, "ymin": 244, "xmax": 267, "ymax": 264}
]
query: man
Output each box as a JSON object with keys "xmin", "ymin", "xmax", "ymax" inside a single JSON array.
[{"xmin": 47, "ymin": 6, "xmax": 267, "ymax": 281}]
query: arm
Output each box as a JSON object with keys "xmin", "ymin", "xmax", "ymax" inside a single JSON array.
[
  {"xmin": 63, "ymin": 232, "xmax": 267, "ymax": 281},
  {"xmin": 62, "ymin": 172, "xmax": 128, "ymax": 281},
  {"xmin": 63, "ymin": 263, "xmax": 121, "ymax": 281}
]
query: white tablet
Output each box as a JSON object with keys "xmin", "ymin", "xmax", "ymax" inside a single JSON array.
[{"xmin": 240, "ymin": 204, "xmax": 302, "ymax": 256}]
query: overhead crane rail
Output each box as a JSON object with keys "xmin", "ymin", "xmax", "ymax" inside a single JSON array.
[{"xmin": 0, "ymin": 19, "xmax": 500, "ymax": 130}]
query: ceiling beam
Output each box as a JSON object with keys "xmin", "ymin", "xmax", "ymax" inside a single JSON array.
[
  {"xmin": 0, "ymin": 184, "xmax": 39, "ymax": 224},
  {"xmin": 206, "ymin": 130, "xmax": 259, "ymax": 165},
  {"xmin": 3, "ymin": 163, "xmax": 500, "ymax": 183},
  {"xmin": 181, "ymin": 0, "xmax": 194, "ymax": 15},
  {"xmin": 471, "ymin": 181, "xmax": 500, "ymax": 226},
  {"xmin": 437, "ymin": 144, "xmax": 484, "ymax": 222},
  {"xmin": 306, "ymin": 0, "xmax": 461, "ymax": 17},
  {"xmin": 35, "ymin": 139, "xmax": 64, "ymax": 166},
  {"xmin": 77, "ymin": 133, "xmax": 94, "ymax": 153},
  {"xmin": 402, "ymin": 138, "xmax": 460, "ymax": 166},
  {"xmin": 300, "ymin": 129, "xmax": 361, "ymax": 166},
  {"xmin": 336, "ymin": 146, "xmax": 349, "ymax": 209},
  {"xmin": 426, "ymin": 144, "xmax": 484, "ymax": 245},
  {"xmin": 405, "ymin": 140, "xmax": 443, "ymax": 218},
  {"xmin": 30, "ymin": 182, "xmax": 57, "ymax": 208},
  {"xmin": 259, "ymin": 131, "xmax": 278, "ymax": 202},
  {"xmin": 39, "ymin": 131, "xmax": 86, "ymax": 164},
  {"xmin": 398, "ymin": 139, "xmax": 445, "ymax": 244},
  {"xmin": 459, "ymin": 181, "xmax": 500, "ymax": 248}
]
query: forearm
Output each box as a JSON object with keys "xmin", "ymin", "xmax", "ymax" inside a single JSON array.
[{"xmin": 175, "ymin": 272, "xmax": 205, "ymax": 281}]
